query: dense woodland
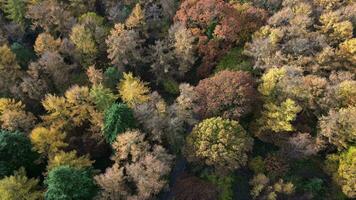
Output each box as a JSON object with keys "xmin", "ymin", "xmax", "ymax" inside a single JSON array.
[{"xmin": 0, "ymin": 0, "xmax": 355, "ymax": 199}]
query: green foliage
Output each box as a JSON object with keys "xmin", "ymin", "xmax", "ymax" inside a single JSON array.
[
  {"xmin": 249, "ymin": 156, "xmax": 266, "ymax": 174},
  {"xmin": 10, "ymin": 42, "xmax": 36, "ymax": 68},
  {"xmin": 90, "ymin": 84, "xmax": 117, "ymax": 111},
  {"xmin": 103, "ymin": 103, "xmax": 136, "ymax": 143},
  {"xmin": 215, "ymin": 47, "xmax": 253, "ymax": 73},
  {"xmin": 0, "ymin": 0, "xmax": 27, "ymax": 26},
  {"xmin": 162, "ymin": 78, "xmax": 180, "ymax": 95},
  {"xmin": 45, "ymin": 166, "xmax": 97, "ymax": 200},
  {"xmin": 103, "ymin": 66, "xmax": 122, "ymax": 90},
  {"xmin": 202, "ymin": 173, "xmax": 234, "ymax": 200},
  {"xmin": 0, "ymin": 130, "xmax": 38, "ymax": 178},
  {"xmin": 0, "ymin": 167, "xmax": 43, "ymax": 200}
]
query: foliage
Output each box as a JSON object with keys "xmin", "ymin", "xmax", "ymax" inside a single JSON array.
[
  {"xmin": 202, "ymin": 173, "xmax": 234, "ymax": 200},
  {"xmin": 30, "ymin": 126, "xmax": 67, "ymax": 157},
  {"xmin": 0, "ymin": 168, "xmax": 43, "ymax": 200},
  {"xmin": 0, "ymin": 0, "xmax": 27, "ymax": 26},
  {"xmin": 0, "ymin": 130, "xmax": 38, "ymax": 178},
  {"xmin": 318, "ymin": 106, "xmax": 356, "ymax": 150},
  {"xmin": 215, "ymin": 47, "xmax": 253, "ymax": 73},
  {"xmin": 45, "ymin": 166, "xmax": 97, "ymax": 200},
  {"xmin": 118, "ymin": 72, "xmax": 150, "ymax": 107},
  {"xmin": 186, "ymin": 117, "xmax": 253, "ymax": 172},
  {"xmin": 103, "ymin": 103, "xmax": 136, "ymax": 143},
  {"xmin": 47, "ymin": 150, "xmax": 93, "ymax": 171},
  {"xmin": 194, "ymin": 70, "xmax": 257, "ymax": 120},
  {"xmin": 249, "ymin": 173, "xmax": 295, "ymax": 200},
  {"xmin": 0, "ymin": 98, "xmax": 36, "ymax": 132},
  {"xmin": 96, "ymin": 130, "xmax": 174, "ymax": 200},
  {"xmin": 90, "ymin": 84, "xmax": 117, "ymax": 111},
  {"xmin": 337, "ymin": 146, "xmax": 356, "ymax": 198}
]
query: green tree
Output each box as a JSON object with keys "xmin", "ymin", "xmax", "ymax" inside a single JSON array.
[
  {"xmin": 0, "ymin": 130, "xmax": 38, "ymax": 178},
  {"xmin": 45, "ymin": 166, "xmax": 97, "ymax": 200},
  {"xmin": 103, "ymin": 103, "xmax": 136, "ymax": 143},
  {"xmin": 0, "ymin": 0, "xmax": 27, "ymax": 26},
  {"xmin": 0, "ymin": 168, "xmax": 43, "ymax": 200},
  {"xmin": 186, "ymin": 117, "xmax": 253, "ymax": 172}
]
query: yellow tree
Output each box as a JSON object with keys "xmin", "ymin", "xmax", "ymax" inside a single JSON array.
[{"xmin": 118, "ymin": 72, "xmax": 150, "ymax": 107}]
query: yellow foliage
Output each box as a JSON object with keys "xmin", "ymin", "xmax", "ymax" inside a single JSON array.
[
  {"xmin": 70, "ymin": 24, "xmax": 98, "ymax": 55},
  {"xmin": 0, "ymin": 45, "xmax": 17, "ymax": 69},
  {"xmin": 118, "ymin": 72, "xmax": 150, "ymax": 107},
  {"xmin": 338, "ymin": 38, "xmax": 356, "ymax": 64},
  {"xmin": 0, "ymin": 98, "xmax": 24, "ymax": 115},
  {"xmin": 30, "ymin": 126, "xmax": 67, "ymax": 156},
  {"xmin": 125, "ymin": 3, "xmax": 145, "ymax": 29},
  {"xmin": 258, "ymin": 67, "xmax": 286, "ymax": 96},
  {"xmin": 337, "ymin": 80, "xmax": 356, "ymax": 107},
  {"xmin": 47, "ymin": 150, "xmax": 93, "ymax": 171}
]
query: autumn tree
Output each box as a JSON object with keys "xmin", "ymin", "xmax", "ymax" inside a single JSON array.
[
  {"xmin": 34, "ymin": 33, "xmax": 62, "ymax": 55},
  {"xmin": 194, "ymin": 70, "xmax": 257, "ymax": 120},
  {"xmin": 27, "ymin": 0, "xmax": 76, "ymax": 35},
  {"xmin": 106, "ymin": 23, "xmax": 143, "ymax": 70},
  {"xmin": 0, "ymin": 98, "xmax": 36, "ymax": 133},
  {"xmin": 337, "ymin": 146, "xmax": 356, "ymax": 198},
  {"xmin": 174, "ymin": 0, "xmax": 267, "ymax": 77},
  {"xmin": 0, "ymin": 45, "xmax": 22, "ymax": 96},
  {"xmin": 95, "ymin": 130, "xmax": 174, "ymax": 200},
  {"xmin": 318, "ymin": 106, "xmax": 356, "ymax": 150},
  {"xmin": 30, "ymin": 126, "xmax": 67, "ymax": 157},
  {"xmin": 0, "ymin": 168, "xmax": 43, "ymax": 200},
  {"xmin": 249, "ymin": 173, "xmax": 295, "ymax": 200},
  {"xmin": 118, "ymin": 72, "xmax": 150, "ymax": 107},
  {"xmin": 46, "ymin": 150, "xmax": 93, "ymax": 171},
  {"xmin": 45, "ymin": 166, "xmax": 98, "ymax": 200},
  {"xmin": 70, "ymin": 12, "xmax": 108, "ymax": 66},
  {"xmin": 0, "ymin": 130, "xmax": 38, "ymax": 178},
  {"xmin": 186, "ymin": 117, "xmax": 253, "ymax": 172},
  {"xmin": 150, "ymin": 23, "xmax": 196, "ymax": 82}
]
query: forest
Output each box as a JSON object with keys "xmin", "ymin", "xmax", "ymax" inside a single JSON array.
[{"xmin": 0, "ymin": 0, "xmax": 355, "ymax": 199}]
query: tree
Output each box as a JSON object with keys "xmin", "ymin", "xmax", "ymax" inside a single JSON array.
[
  {"xmin": 0, "ymin": 130, "xmax": 38, "ymax": 178},
  {"xmin": 96, "ymin": 130, "xmax": 174, "ymax": 200},
  {"xmin": 257, "ymin": 99, "xmax": 302, "ymax": 133},
  {"xmin": 70, "ymin": 12, "xmax": 108, "ymax": 65},
  {"xmin": 171, "ymin": 173, "xmax": 219, "ymax": 200},
  {"xmin": 118, "ymin": 72, "xmax": 150, "ymax": 107},
  {"xmin": 0, "ymin": 98, "xmax": 36, "ymax": 133},
  {"xmin": 194, "ymin": 70, "xmax": 257, "ymax": 120},
  {"xmin": 106, "ymin": 23, "xmax": 143, "ymax": 69},
  {"xmin": 34, "ymin": 32, "xmax": 62, "ymax": 55},
  {"xmin": 337, "ymin": 146, "xmax": 356, "ymax": 198},
  {"xmin": 47, "ymin": 150, "xmax": 93, "ymax": 171},
  {"xmin": 94, "ymin": 163, "xmax": 128, "ymax": 200},
  {"xmin": 249, "ymin": 173, "xmax": 295, "ymax": 200},
  {"xmin": 174, "ymin": 0, "xmax": 267, "ymax": 77},
  {"xmin": 0, "ymin": 45, "xmax": 22, "ymax": 96},
  {"xmin": 318, "ymin": 106, "xmax": 356, "ymax": 150},
  {"xmin": 27, "ymin": 0, "xmax": 75, "ymax": 35},
  {"xmin": 45, "ymin": 166, "xmax": 97, "ymax": 200},
  {"xmin": 103, "ymin": 103, "xmax": 136, "ymax": 143},
  {"xmin": 30, "ymin": 126, "xmax": 67, "ymax": 157},
  {"xmin": 90, "ymin": 84, "xmax": 117, "ymax": 112},
  {"xmin": 0, "ymin": 0, "xmax": 27, "ymax": 26},
  {"xmin": 0, "ymin": 168, "xmax": 43, "ymax": 200},
  {"xmin": 185, "ymin": 117, "xmax": 253, "ymax": 172}
]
